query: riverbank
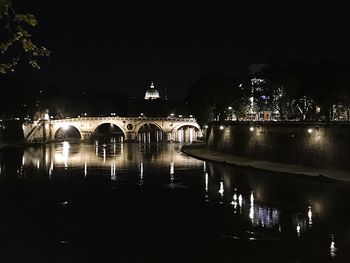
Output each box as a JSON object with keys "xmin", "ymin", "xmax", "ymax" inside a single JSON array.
[{"xmin": 181, "ymin": 142, "xmax": 350, "ymax": 182}]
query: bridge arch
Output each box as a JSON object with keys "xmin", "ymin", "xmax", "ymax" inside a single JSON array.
[
  {"xmin": 135, "ymin": 122, "xmax": 164, "ymax": 143},
  {"xmin": 91, "ymin": 122, "xmax": 126, "ymax": 139},
  {"xmin": 171, "ymin": 123, "xmax": 202, "ymax": 142},
  {"xmin": 53, "ymin": 124, "xmax": 82, "ymax": 141}
]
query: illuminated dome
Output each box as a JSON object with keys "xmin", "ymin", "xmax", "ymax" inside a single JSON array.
[{"xmin": 144, "ymin": 82, "xmax": 160, "ymax": 100}]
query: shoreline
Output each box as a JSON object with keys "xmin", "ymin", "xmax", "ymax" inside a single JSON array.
[{"xmin": 181, "ymin": 143, "xmax": 350, "ymax": 182}]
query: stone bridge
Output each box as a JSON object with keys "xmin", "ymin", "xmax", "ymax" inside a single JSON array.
[{"xmin": 23, "ymin": 116, "xmax": 202, "ymax": 143}]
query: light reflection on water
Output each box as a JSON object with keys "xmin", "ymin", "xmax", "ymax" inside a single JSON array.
[
  {"xmin": 0, "ymin": 140, "xmax": 350, "ymax": 261},
  {"xmin": 20, "ymin": 141, "xmax": 202, "ymax": 174}
]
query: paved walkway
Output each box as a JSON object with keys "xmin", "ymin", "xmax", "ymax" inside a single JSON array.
[{"xmin": 181, "ymin": 143, "xmax": 350, "ymax": 182}]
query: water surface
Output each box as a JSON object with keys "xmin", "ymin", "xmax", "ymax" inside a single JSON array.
[{"xmin": 0, "ymin": 140, "xmax": 350, "ymax": 262}]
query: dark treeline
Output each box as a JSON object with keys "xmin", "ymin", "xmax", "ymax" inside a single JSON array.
[
  {"xmin": 1, "ymin": 59, "xmax": 350, "ymax": 126},
  {"xmin": 0, "ymin": 75, "xmax": 190, "ymax": 120},
  {"xmin": 186, "ymin": 59, "xmax": 350, "ymax": 125}
]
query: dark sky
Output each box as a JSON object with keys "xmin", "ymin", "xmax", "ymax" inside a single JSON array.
[{"xmin": 15, "ymin": 0, "xmax": 350, "ymax": 99}]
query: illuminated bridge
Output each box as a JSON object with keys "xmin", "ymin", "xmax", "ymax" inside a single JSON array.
[{"xmin": 23, "ymin": 116, "xmax": 202, "ymax": 143}]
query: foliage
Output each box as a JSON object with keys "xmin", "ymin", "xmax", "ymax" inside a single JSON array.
[
  {"xmin": 0, "ymin": 0, "xmax": 50, "ymax": 73},
  {"xmin": 187, "ymin": 60, "xmax": 350, "ymax": 123}
]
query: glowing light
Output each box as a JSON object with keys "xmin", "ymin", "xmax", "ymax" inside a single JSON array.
[
  {"xmin": 170, "ymin": 161, "xmax": 174, "ymax": 175},
  {"xmin": 205, "ymin": 172, "xmax": 208, "ymax": 192},
  {"xmin": 233, "ymin": 192, "xmax": 237, "ymax": 201},
  {"xmin": 219, "ymin": 125, "xmax": 224, "ymax": 130},
  {"xmin": 231, "ymin": 191, "xmax": 238, "ymax": 209},
  {"xmin": 140, "ymin": 162, "xmax": 144, "ymax": 179},
  {"xmin": 296, "ymin": 223, "xmax": 301, "ymax": 236},
  {"xmin": 218, "ymin": 182, "xmax": 224, "ymax": 196},
  {"xmin": 308, "ymin": 206, "xmax": 312, "ymax": 225},
  {"xmin": 238, "ymin": 194, "xmax": 242, "ymax": 207},
  {"xmin": 307, "ymin": 128, "xmax": 313, "ymax": 134},
  {"xmin": 189, "ymin": 115, "xmax": 193, "ymax": 118},
  {"xmin": 250, "ymin": 191, "xmax": 254, "ymax": 205},
  {"xmin": 203, "ymin": 125, "xmax": 208, "ymax": 129},
  {"xmin": 228, "ymin": 106, "xmax": 232, "ymax": 110},
  {"xmin": 249, "ymin": 191, "xmax": 254, "ymax": 222},
  {"xmin": 249, "ymin": 127, "xmax": 254, "ymax": 132},
  {"xmin": 84, "ymin": 162, "xmax": 87, "ymax": 177},
  {"xmin": 330, "ymin": 235, "xmax": 337, "ymax": 257},
  {"xmin": 111, "ymin": 161, "xmax": 116, "ymax": 181},
  {"xmin": 249, "ymin": 205, "xmax": 254, "ymax": 222}
]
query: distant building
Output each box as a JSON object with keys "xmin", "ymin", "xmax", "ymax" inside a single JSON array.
[{"xmin": 144, "ymin": 82, "xmax": 161, "ymax": 100}]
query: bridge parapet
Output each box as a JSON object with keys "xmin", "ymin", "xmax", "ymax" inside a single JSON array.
[{"xmin": 51, "ymin": 117, "xmax": 197, "ymax": 123}]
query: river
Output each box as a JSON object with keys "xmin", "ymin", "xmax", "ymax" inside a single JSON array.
[{"xmin": 0, "ymin": 140, "xmax": 349, "ymax": 262}]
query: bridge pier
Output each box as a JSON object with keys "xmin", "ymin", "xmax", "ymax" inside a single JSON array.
[
  {"xmin": 81, "ymin": 132, "xmax": 92, "ymax": 141},
  {"xmin": 125, "ymin": 132, "xmax": 136, "ymax": 142}
]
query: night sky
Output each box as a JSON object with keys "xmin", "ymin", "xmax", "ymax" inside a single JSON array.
[{"xmin": 15, "ymin": 0, "xmax": 350, "ymax": 99}]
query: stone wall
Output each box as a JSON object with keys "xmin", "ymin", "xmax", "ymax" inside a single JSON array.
[{"xmin": 207, "ymin": 122, "xmax": 350, "ymax": 170}]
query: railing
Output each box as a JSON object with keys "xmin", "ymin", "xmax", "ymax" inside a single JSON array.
[{"xmin": 51, "ymin": 116, "xmax": 197, "ymax": 122}]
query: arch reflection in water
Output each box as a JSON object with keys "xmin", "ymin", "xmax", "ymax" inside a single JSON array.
[
  {"xmin": 20, "ymin": 142, "xmax": 204, "ymax": 179},
  {"xmin": 175, "ymin": 125, "xmax": 200, "ymax": 143},
  {"xmin": 137, "ymin": 123, "xmax": 163, "ymax": 143}
]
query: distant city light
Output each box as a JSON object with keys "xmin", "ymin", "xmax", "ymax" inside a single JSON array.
[
  {"xmin": 228, "ymin": 106, "xmax": 232, "ymax": 110},
  {"xmin": 178, "ymin": 115, "xmax": 182, "ymax": 118},
  {"xmin": 307, "ymin": 128, "xmax": 313, "ymax": 134},
  {"xmin": 250, "ymin": 127, "xmax": 254, "ymax": 132},
  {"xmin": 219, "ymin": 125, "xmax": 224, "ymax": 130},
  {"xmin": 170, "ymin": 113, "xmax": 174, "ymax": 116},
  {"xmin": 203, "ymin": 125, "xmax": 208, "ymax": 129},
  {"xmin": 189, "ymin": 115, "xmax": 193, "ymax": 118}
]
